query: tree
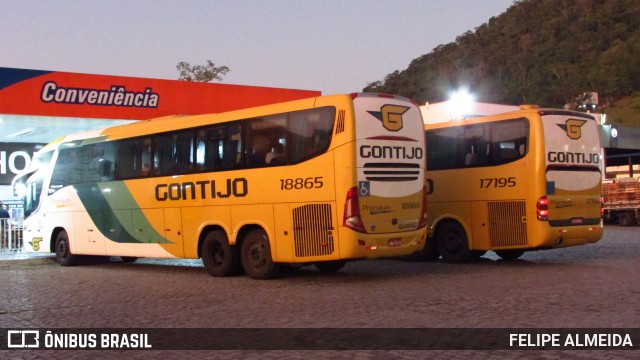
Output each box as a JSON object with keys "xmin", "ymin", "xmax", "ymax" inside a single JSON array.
[{"xmin": 176, "ymin": 60, "xmax": 230, "ymax": 82}]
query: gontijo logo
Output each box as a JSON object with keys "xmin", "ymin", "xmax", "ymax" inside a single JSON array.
[
  {"xmin": 557, "ymin": 119, "xmax": 587, "ymax": 140},
  {"xmin": 367, "ymin": 105, "xmax": 410, "ymax": 132},
  {"xmin": 41, "ymin": 81, "xmax": 160, "ymax": 108}
]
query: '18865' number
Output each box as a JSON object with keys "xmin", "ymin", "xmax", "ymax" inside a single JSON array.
[{"xmin": 280, "ymin": 177, "xmax": 324, "ymax": 190}]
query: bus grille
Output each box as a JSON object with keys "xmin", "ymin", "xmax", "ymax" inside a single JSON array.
[
  {"xmin": 488, "ymin": 200, "xmax": 528, "ymax": 247},
  {"xmin": 363, "ymin": 163, "xmax": 421, "ymax": 182},
  {"xmin": 293, "ymin": 203, "xmax": 335, "ymax": 257}
]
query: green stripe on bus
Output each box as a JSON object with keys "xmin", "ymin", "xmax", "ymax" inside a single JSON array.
[{"xmin": 74, "ymin": 182, "xmax": 171, "ymax": 244}]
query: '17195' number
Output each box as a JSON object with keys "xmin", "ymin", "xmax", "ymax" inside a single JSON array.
[{"xmin": 480, "ymin": 177, "xmax": 516, "ymax": 188}]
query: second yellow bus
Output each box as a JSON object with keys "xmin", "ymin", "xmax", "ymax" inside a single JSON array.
[{"xmin": 423, "ymin": 106, "xmax": 603, "ymax": 262}]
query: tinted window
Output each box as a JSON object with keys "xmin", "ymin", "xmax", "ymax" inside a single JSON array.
[
  {"xmin": 48, "ymin": 107, "xmax": 336, "ymax": 186},
  {"xmin": 426, "ymin": 118, "xmax": 529, "ymax": 170},
  {"xmin": 195, "ymin": 123, "xmax": 242, "ymax": 171},
  {"xmin": 116, "ymin": 137, "xmax": 152, "ymax": 179},
  {"xmin": 244, "ymin": 107, "xmax": 335, "ymax": 168},
  {"xmin": 153, "ymin": 130, "xmax": 194, "ymax": 176}
]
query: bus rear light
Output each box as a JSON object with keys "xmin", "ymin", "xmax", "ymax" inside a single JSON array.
[
  {"xmin": 536, "ymin": 196, "xmax": 549, "ymax": 221},
  {"xmin": 417, "ymin": 185, "xmax": 428, "ymax": 229},
  {"xmin": 600, "ymin": 196, "xmax": 605, "ymax": 216},
  {"xmin": 344, "ymin": 187, "xmax": 366, "ymax": 233}
]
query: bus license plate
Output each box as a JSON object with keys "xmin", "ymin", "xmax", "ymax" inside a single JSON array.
[
  {"xmin": 388, "ymin": 238, "xmax": 402, "ymax": 247},
  {"xmin": 571, "ymin": 218, "xmax": 584, "ymax": 224}
]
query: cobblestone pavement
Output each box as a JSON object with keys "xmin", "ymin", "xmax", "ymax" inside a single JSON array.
[{"xmin": 0, "ymin": 225, "xmax": 638, "ymax": 359}]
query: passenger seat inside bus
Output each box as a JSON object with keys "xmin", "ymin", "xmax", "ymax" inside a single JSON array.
[
  {"xmin": 251, "ymin": 135, "xmax": 271, "ymax": 167},
  {"xmin": 499, "ymin": 148, "xmax": 519, "ymax": 162},
  {"xmin": 465, "ymin": 152, "xmax": 478, "ymax": 166}
]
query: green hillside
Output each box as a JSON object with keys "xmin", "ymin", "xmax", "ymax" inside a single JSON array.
[{"xmin": 364, "ymin": 0, "xmax": 640, "ymax": 126}]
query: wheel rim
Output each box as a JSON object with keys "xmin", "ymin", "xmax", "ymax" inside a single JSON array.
[
  {"xmin": 211, "ymin": 242, "xmax": 224, "ymax": 267},
  {"xmin": 443, "ymin": 233, "xmax": 463, "ymax": 254},
  {"xmin": 248, "ymin": 242, "xmax": 267, "ymax": 270},
  {"xmin": 56, "ymin": 239, "xmax": 68, "ymax": 260}
]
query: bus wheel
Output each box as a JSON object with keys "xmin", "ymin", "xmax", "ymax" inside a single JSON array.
[
  {"xmin": 202, "ymin": 230, "xmax": 240, "ymax": 277},
  {"xmin": 436, "ymin": 222, "xmax": 472, "ymax": 263},
  {"xmin": 315, "ymin": 260, "xmax": 346, "ymax": 273},
  {"xmin": 241, "ymin": 229, "xmax": 279, "ymax": 280},
  {"xmin": 495, "ymin": 249, "xmax": 525, "ymax": 260},
  {"xmin": 422, "ymin": 239, "xmax": 440, "ymax": 261},
  {"xmin": 54, "ymin": 231, "xmax": 77, "ymax": 266}
]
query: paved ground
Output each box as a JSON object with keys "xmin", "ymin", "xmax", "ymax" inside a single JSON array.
[{"xmin": 0, "ymin": 225, "xmax": 638, "ymax": 359}]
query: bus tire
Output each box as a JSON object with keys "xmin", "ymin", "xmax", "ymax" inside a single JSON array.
[
  {"xmin": 315, "ymin": 260, "xmax": 346, "ymax": 273},
  {"xmin": 241, "ymin": 229, "xmax": 279, "ymax": 280},
  {"xmin": 54, "ymin": 230, "xmax": 77, "ymax": 266},
  {"xmin": 495, "ymin": 249, "xmax": 525, "ymax": 260},
  {"xmin": 436, "ymin": 222, "xmax": 472, "ymax": 263},
  {"xmin": 422, "ymin": 239, "xmax": 440, "ymax": 261},
  {"xmin": 202, "ymin": 230, "xmax": 240, "ymax": 277}
]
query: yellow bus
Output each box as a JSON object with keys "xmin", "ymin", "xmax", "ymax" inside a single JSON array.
[
  {"xmin": 13, "ymin": 93, "xmax": 427, "ymax": 279},
  {"xmin": 423, "ymin": 106, "xmax": 603, "ymax": 262}
]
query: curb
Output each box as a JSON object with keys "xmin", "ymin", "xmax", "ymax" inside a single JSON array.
[{"xmin": 0, "ymin": 254, "xmax": 55, "ymax": 265}]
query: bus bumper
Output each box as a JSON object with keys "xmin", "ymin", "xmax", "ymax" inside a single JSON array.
[
  {"xmin": 337, "ymin": 226, "xmax": 427, "ymax": 259},
  {"xmin": 538, "ymin": 223, "xmax": 603, "ymax": 248}
]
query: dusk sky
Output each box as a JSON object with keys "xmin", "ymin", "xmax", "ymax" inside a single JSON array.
[{"xmin": 2, "ymin": 0, "xmax": 514, "ymax": 95}]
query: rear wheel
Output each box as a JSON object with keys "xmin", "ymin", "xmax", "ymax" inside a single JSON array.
[
  {"xmin": 436, "ymin": 222, "xmax": 472, "ymax": 263},
  {"xmin": 202, "ymin": 230, "xmax": 240, "ymax": 277},
  {"xmin": 495, "ymin": 249, "xmax": 525, "ymax": 260},
  {"xmin": 241, "ymin": 229, "xmax": 279, "ymax": 280},
  {"xmin": 421, "ymin": 238, "xmax": 440, "ymax": 261},
  {"xmin": 54, "ymin": 231, "xmax": 77, "ymax": 266}
]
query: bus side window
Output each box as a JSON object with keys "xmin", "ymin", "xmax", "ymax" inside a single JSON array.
[
  {"xmin": 246, "ymin": 115, "xmax": 287, "ymax": 168},
  {"xmin": 116, "ymin": 137, "xmax": 151, "ymax": 179},
  {"xmin": 50, "ymin": 148, "xmax": 76, "ymax": 189},
  {"xmin": 265, "ymin": 142, "xmax": 285, "ymax": 165},
  {"xmin": 288, "ymin": 107, "xmax": 334, "ymax": 164},
  {"xmin": 116, "ymin": 141, "xmax": 134, "ymax": 179},
  {"xmin": 154, "ymin": 134, "xmax": 173, "ymax": 176},
  {"xmin": 464, "ymin": 148, "xmax": 478, "ymax": 166},
  {"xmin": 90, "ymin": 143, "xmax": 115, "ymax": 181},
  {"xmin": 196, "ymin": 124, "xmax": 243, "ymax": 172},
  {"xmin": 226, "ymin": 123, "xmax": 242, "ymax": 169},
  {"xmin": 250, "ymin": 134, "xmax": 270, "ymax": 168},
  {"xmin": 153, "ymin": 131, "xmax": 193, "ymax": 176},
  {"xmin": 196, "ymin": 128, "xmax": 218, "ymax": 171},
  {"xmin": 499, "ymin": 142, "xmax": 519, "ymax": 162},
  {"xmin": 173, "ymin": 131, "xmax": 194, "ymax": 174}
]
